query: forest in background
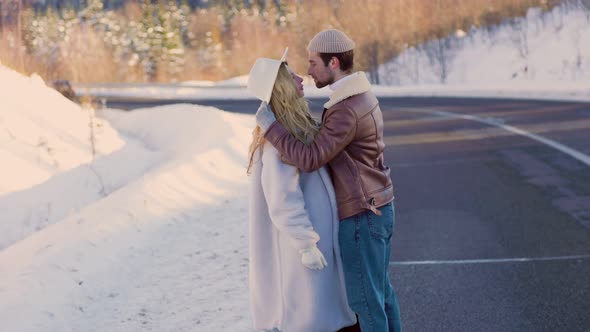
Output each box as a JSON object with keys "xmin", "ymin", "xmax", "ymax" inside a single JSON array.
[{"xmin": 0, "ymin": 0, "xmax": 568, "ymax": 83}]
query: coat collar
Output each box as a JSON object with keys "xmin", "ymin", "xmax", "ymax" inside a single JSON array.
[{"xmin": 324, "ymin": 72, "xmax": 372, "ymax": 109}]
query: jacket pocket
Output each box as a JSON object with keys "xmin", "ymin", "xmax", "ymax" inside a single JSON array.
[{"xmin": 331, "ymin": 152, "xmax": 359, "ymax": 201}]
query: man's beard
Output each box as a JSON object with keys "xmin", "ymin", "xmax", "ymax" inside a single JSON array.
[{"xmin": 314, "ymin": 72, "xmax": 335, "ymax": 88}]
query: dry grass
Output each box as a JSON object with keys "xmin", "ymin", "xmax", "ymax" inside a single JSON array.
[{"xmin": 0, "ymin": 0, "xmax": 567, "ymax": 83}]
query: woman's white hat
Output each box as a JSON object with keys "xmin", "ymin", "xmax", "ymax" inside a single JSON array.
[{"xmin": 247, "ymin": 48, "xmax": 288, "ymax": 103}]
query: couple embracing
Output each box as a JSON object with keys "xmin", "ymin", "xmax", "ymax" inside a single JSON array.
[{"xmin": 247, "ymin": 29, "xmax": 402, "ymax": 332}]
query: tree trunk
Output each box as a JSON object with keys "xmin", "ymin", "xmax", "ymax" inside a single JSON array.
[{"xmin": 371, "ymin": 41, "xmax": 380, "ymax": 84}]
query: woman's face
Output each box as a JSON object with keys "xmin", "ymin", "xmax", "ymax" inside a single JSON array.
[{"xmin": 287, "ymin": 66, "xmax": 305, "ymax": 97}]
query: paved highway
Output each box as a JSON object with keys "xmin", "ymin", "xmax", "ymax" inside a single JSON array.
[{"xmin": 103, "ymin": 96, "xmax": 590, "ymax": 331}]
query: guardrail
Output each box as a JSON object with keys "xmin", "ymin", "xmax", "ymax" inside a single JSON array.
[
  {"xmin": 71, "ymin": 81, "xmax": 254, "ymax": 101},
  {"xmin": 72, "ymin": 82, "xmax": 246, "ymax": 89}
]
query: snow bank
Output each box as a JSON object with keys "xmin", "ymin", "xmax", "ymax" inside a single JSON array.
[
  {"xmin": 0, "ymin": 65, "xmax": 255, "ymax": 330},
  {"xmin": 0, "ymin": 65, "xmax": 124, "ymax": 196},
  {"xmin": 379, "ymin": 5, "xmax": 590, "ymax": 88}
]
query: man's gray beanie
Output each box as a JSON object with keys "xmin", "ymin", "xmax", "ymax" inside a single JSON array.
[{"xmin": 307, "ymin": 29, "xmax": 355, "ymax": 53}]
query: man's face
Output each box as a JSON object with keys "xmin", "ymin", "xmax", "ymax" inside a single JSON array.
[{"xmin": 307, "ymin": 51, "xmax": 335, "ymax": 89}]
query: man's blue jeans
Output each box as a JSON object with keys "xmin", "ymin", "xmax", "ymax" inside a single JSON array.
[{"xmin": 339, "ymin": 202, "xmax": 402, "ymax": 332}]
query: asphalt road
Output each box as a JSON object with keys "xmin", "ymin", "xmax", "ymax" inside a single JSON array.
[
  {"xmin": 103, "ymin": 96, "xmax": 590, "ymax": 331},
  {"xmin": 381, "ymin": 98, "xmax": 590, "ymax": 332}
]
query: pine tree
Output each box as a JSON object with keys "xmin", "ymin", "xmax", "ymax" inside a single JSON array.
[
  {"xmin": 138, "ymin": 0, "xmax": 158, "ymax": 80},
  {"xmin": 211, "ymin": 0, "xmax": 242, "ymax": 30},
  {"xmin": 161, "ymin": 0, "xmax": 185, "ymax": 80}
]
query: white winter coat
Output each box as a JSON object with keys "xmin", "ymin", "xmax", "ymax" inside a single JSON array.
[{"xmin": 248, "ymin": 141, "xmax": 356, "ymax": 332}]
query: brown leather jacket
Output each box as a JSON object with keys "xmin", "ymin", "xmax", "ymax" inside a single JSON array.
[{"xmin": 264, "ymin": 72, "xmax": 394, "ymax": 220}]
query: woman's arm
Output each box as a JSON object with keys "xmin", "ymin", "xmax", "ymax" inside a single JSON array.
[{"xmin": 260, "ymin": 143, "xmax": 320, "ymax": 251}]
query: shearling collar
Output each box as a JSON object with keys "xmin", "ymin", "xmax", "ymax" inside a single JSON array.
[{"xmin": 324, "ymin": 72, "xmax": 372, "ymax": 109}]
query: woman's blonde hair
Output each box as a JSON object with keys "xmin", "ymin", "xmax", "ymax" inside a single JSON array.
[{"xmin": 247, "ymin": 63, "xmax": 319, "ymax": 174}]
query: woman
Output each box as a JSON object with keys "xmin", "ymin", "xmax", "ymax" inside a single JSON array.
[{"xmin": 247, "ymin": 49, "xmax": 356, "ymax": 332}]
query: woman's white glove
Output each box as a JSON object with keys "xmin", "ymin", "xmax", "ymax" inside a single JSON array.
[
  {"xmin": 255, "ymin": 101, "xmax": 276, "ymax": 132},
  {"xmin": 299, "ymin": 245, "xmax": 328, "ymax": 270}
]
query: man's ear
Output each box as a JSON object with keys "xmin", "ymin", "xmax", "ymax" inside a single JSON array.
[{"xmin": 330, "ymin": 57, "xmax": 340, "ymax": 69}]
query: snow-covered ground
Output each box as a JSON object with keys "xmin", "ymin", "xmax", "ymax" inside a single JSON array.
[
  {"xmin": 0, "ymin": 63, "xmax": 254, "ymax": 331},
  {"xmin": 0, "ymin": 3, "xmax": 589, "ymax": 332},
  {"xmin": 378, "ymin": 4, "xmax": 590, "ymax": 93}
]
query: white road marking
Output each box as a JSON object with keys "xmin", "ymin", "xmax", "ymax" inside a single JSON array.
[
  {"xmin": 392, "ymin": 156, "xmax": 496, "ymax": 167},
  {"xmin": 390, "ymin": 254, "xmax": 590, "ymax": 266},
  {"xmin": 391, "ymin": 108, "xmax": 590, "ymax": 267},
  {"xmin": 398, "ymin": 108, "xmax": 590, "ymax": 167}
]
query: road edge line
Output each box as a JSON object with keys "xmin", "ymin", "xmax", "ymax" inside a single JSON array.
[{"xmin": 398, "ymin": 108, "xmax": 590, "ymax": 167}]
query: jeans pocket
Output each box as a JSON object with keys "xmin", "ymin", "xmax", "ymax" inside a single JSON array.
[{"xmin": 367, "ymin": 204, "xmax": 394, "ymax": 240}]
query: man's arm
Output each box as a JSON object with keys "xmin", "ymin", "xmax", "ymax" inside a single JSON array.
[{"xmin": 263, "ymin": 106, "xmax": 357, "ymax": 172}]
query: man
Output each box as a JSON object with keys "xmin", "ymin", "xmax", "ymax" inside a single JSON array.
[{"xmin": 255, "ymin": 29, "xmax": 402, "ymax": 332}]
